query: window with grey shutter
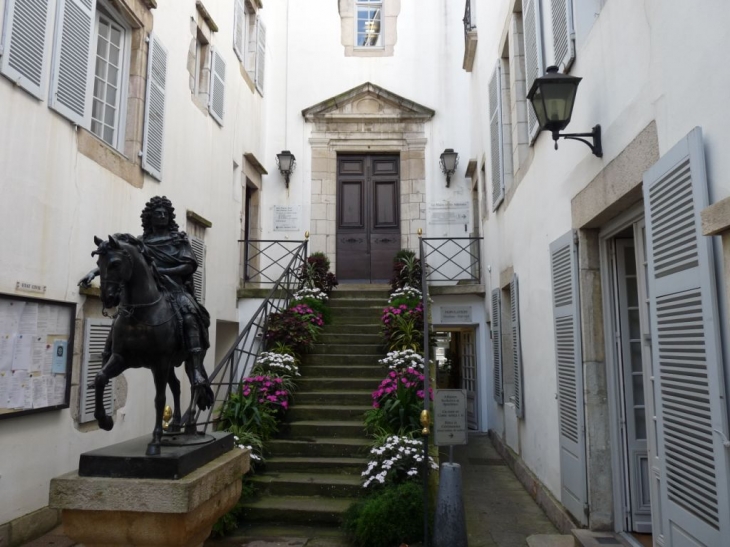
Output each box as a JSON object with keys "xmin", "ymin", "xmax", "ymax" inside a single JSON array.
[
  {"xmin": 141, "ymin": 33, "xmax": 167, "ymax": 181},
  {"xmin": 255, "ymin": 16, "xmax": 265, "ymax": 95},
  {"xmin": 208, "ymin": 47, "xmax": 225, "ymax": 126},
  {"xmin": 489, "ymin": 65, "xmax": 504, "ymax": 211},
  {"xmin": 549, "ymin": 230, "xmax": 588, "ymax": 525},
  {"xmin": 511, "ymin": 274, "xmax": 524, "ymax": 418},
  {"xmin": 79, "ymin": 318, "xmax": 113, "ymax": 423},
  {"xmin": 643, "ymin": 127, "xmax": 730, "ymax": 545},
  {"xmin": 190, "ymin": 235, "xmax": 206, "ymax": 304},
  {"xmin": 492, "ymin": 288, "xmax": 503, "ymax": 404},
  {"xmin": 49, "ymin": 0, "xmax": 96, "ymax": 126},
  {"xmin": 233, "ymin": 0, "xmax": 245, "ymax": 62},
  {"xmin": 522, "ymin": 0, "xmax": 544, "ymax": 142},
  {"xmin": 0, "ymin": 0, "xmax": 54, "ymax": 99},
  {"xmin": 551, "ymin": 0, "xmax": 575, "ymax": 73}
]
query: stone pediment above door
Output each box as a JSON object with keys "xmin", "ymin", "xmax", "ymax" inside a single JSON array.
[{"xmin": 302, "ymin": 82, "xmax": 435, "ymax": 124}]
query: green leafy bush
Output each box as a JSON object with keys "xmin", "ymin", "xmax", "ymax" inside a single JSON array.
[
  {"xmin": 217, "ymin": 386, "xmax": 279, "ymax": 441},
  {"xmin": 300, "ymin": 252, "xmax": 339, "ymax": 295},
  {"xmin": 343, "ymin": 481, "xmax": 426, "ymax": 547},
  {"xmin": 390, "ymin": 250, "xmax": 422, "ymax": 292},
  {"xmin": 290, "ymin": 296, "xmax": 332, "ymax": 325}
]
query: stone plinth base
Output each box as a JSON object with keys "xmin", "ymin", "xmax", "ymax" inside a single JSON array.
[{"xmin": 49, "ymin": 448, "xmax": 249, "ymax": 547}]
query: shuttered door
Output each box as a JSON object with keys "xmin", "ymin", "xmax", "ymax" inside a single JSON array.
[
  {"xmin": 489, "ymin": 65, "xmax": 504, "ymax": 211},
  {"xmin": 49, "ymin": 0, "xmax": 96, "ymax": 126},
  {"xmin": 255, "ymin": 17, "xmax": 265, "ymax": 95},
  {"xmin": 79, "ymin": 318, "xmax": 113, "ymax": 423},
  {"xmin": 233, "ymin": 0, "xmax": 245, "ymax": 62},
  {"xmin": 549, "ymin": 230, "xmax": 588, "ymax": 525},
  {"xmin": 643, "ymin": 127, "xmax": 730, "ymax": 546},
  {"xmin": 208, "ymin": 47, "xmax": 225, "ymax": 126},
  {"xmin": 0, "ymin": 0, "xmax": 54, "ymax": 99},
  {"xmin": 492, "ymin": 288, "xmax": 503, "ymax": 405},
  {"xmin": 522, "ymin": 0, "xmax": 544, "ymax": 142},
  {"xmin": 141, "ymin": 33, "xmax": 167, "ymax": 181},
  {"xmin": 190, "ymin": 236, "xmax": 206, "ymax": 304},
  {"xmin": 550, "ymin": 0, "xmax": 575, "ymax": 73},
  {"xmin": 511, "ymin": 274, "xmax": 524, "ymax": 418}
]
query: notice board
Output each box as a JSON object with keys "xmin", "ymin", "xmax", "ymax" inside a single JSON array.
[{"xmin": 0, "ymin": 294, "xmax": 75, "ymax": 419}]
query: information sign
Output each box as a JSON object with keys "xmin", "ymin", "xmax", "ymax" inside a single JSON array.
[
  {"xmin": 433, "ymin": 389, "xmax": 468, "ymax": 446},
  {"xmin": 440, "ymin": 306, "xmax": 472, "ymax": 323},
  {"xmin": 273, "ymin": 205, "xmax": 301, "ymax": 231}
]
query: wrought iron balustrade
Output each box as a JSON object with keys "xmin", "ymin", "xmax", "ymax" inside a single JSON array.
[
  {"xmin": 241, "ymin": 239, "xmax": 308, "ymax": 286},
  {"xmin": 463, "ymin": 0, "xmax": 476, "ymax": 39},
  {"xmin": 421, "ymin": 237, "xmax": 483, "ymax": 285},
  {"xmin": 197, "ymin": 240, "xmax": 308, "ymax": 432}
]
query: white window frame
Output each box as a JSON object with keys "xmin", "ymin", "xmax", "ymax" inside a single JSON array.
[
  {"xmin": 354, "ymin": 0, "xmax": 384, "ymax": 49},
  {"xmin": 90, "ymin": 1, "xmax": 131, "ymax": 152}
]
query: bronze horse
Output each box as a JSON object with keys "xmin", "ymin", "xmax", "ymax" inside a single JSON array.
[{"xmin": 91, "ymin": 234, "xmax": 212, "ymax": 456}]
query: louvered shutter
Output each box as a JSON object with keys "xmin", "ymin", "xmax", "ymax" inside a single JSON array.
[
  {"xmin": 523, "ymin": 0, "xmax": 544, "ymax": 142},
  {"xmin": 255, "ymin": 16, "xmax": 265, "ymax": 95},
  {"xmin": 643, "ymin": 127, "xmax": 730, "ymax": 546},
  {"xmin": 141, "ymin": 33, "xmax": 167, "ymax": 181},
  {"xmin": 208, "ymin": 47, "xmax": 225, "ymax": 126},
  {"xmin": 0, "ymin": 0, "xmax": 54, "ymax": 99},
  {"xmin": 549, "ymin": 230, "xmax": 588, "ymax": 525},
  {"xmin": 489, "ymin": 65, "xmax": 504, "ymax": 211},
  {"xmin": 492, "ymin": 288, "xmax": 503, "ymax": 405},
  {"xmin": 551, "ymin": 0, "xmax": 574, "ymax": 73},
  {"xmin": 190, "ymin": 236, "xmax": 206, "ymax": 304},
  {"xmin": 511, "ymin": 274, "xmax": 524, "ymax": 419},
  {"xmin": 79, "ymin": 318, "xmax": 113, "ymax": 423},
  {"xmin": 49, "ymin": 0, "xmax": 96, "ymax": 126},
  {"xmin": 233, "ymin": 0, "xmax": 245, "ymax": 62}
]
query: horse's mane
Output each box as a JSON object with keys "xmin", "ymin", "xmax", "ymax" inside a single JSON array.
[{"xmin": 94, "ymin": 233, "xmax": 167, "ymax": 292}]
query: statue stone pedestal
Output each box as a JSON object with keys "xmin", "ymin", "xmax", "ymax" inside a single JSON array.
[{"xmin": 49, "ymin": 445, "xmax": 249, "ymax": 547}]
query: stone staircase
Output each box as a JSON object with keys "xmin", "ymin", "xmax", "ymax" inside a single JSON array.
[{"xmin": 237, "ymin": 285, "xmax": 390, "ymax": 539}]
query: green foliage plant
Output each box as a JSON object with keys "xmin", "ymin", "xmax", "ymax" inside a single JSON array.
[
  {"xmin": 217, "ymin": 384, "xmax": 279, "ymax": 441},
  {"xmin": 390, "ymin": 250, "xmax": 422, "ymax": 292},
  {"xmin": 290, "ymin": 296, "xmax": 332, "ymax": 325},
  {"xmin": 300, "ymin": 252, "xmax": 339, "ymax": 295}
]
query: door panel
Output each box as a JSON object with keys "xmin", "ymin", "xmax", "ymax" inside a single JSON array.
[
  {"xmin": 337, "ymin": 154, "xmax": 400, "ymax": 282},
  {"xmin": 461, "ymin": 330, "xmax": 478, "ymax": 429}
]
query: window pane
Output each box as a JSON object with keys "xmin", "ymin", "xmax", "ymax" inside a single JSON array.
[
  {"xmin": 634, "ymin": 408, "xmax": 647, "ymax": 440},
  {"xmin": 92, "ymin": 99, "xmax": 104, "ymax": 121},
  {"xmin": 106, "ymin": 84, "xmax": 117, "ymax": 105},
  {"xmin": 98, "ymin": 19, "xmax": 110, "ymax": 40},
  {"xmin": 93, "ymin": 78, "xmax": 105, "ymax": 100},
  {"xmin": 107, "ymin": 65, "xmax": 119, "ymax": 85},
  {"xmin": 91, "ymin": 119, "xmax": 102, "ymax": 137},
  {"xmin": 103, "ymin": 125, "xmax": 114, "ymax": 145},
  {"xmin": 109, "ymin": 44, "xmax": 120, "ymax": 66},
  {"xmin": 110, "ymin": 26, "xmax": 122, "ymax": 48},
  {"xmin": 632, "ymin": 373, "xmax": 645, "ymax": 406},
  {"xmin": 95, "ymin": 58, "xmax": 107, "ymax": 80},
  {"xmin": 104, "ymin": 105, "xmax": 116, "ymax": 126},
  {"xmin": 97, "ymin": 35, "xmax": 108, "ymax": 58}
]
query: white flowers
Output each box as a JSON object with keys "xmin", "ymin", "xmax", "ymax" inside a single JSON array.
[
  {"xmin": 361, "ymin": 435, "xmax": 438, "ymax": 488},
  {"xmin": 378, "ymin": 349, "xmax": 426, "ymax": 372},
  {"xmin": 292, "ymin": 287, "xmax": 328, "ymax": 301},
  {"xmin": 388, "ymin": 285, "xmax": 422, "ymax": 303},
  {"xmin": 232, "ymin": 435, "xmax": 261, "ymax": 461},
  {"xmin": 254, "ymin": 351, "xmax": 300, "ymax": 376}
]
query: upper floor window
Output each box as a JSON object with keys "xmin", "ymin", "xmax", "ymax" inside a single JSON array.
[{"xmin": 356, "ymin": 0, "xmax": 382, "ymax": 47}]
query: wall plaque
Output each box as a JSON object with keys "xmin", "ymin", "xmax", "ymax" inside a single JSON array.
[{"xmin": 440, "ymin": 305, "xmax": 472, "ymax": 323}]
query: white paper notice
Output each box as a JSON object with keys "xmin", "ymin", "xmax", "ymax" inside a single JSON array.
[
  {"xmin": 31, "ymin": 376, "xmax": 48, "ymax": 408},
  {"xmin": 41, "ymin": 343, "xmax": 53, "ymax": 375},
  {"xmin": 54, "ymin": 310, "xmax": 71, "ymax": 335},
  {"xmin": 3, "ymin": 301, "xmax": 24, "ymax": 333},
  {"xmin": 12, "ymin": 334, "xmax": 32, "ymax": 371},
  {"xmin": 0, "ymin": 334, "xmax": 14, "ymax": 373},
  {"xmin": 37, "ymin": 304, "xmax": 50, "ymax": 334},
  {"xmin": 30, "ymin": 337, "xmax": 45, "ymax": 373},
  {"xmin": 0, "ymin": 301, "xmax": 13, "ymax": 332},
  {"xmin": 53, "ymin": 375, "xmax": 67, "ymax": 405},
  {"xmin": 0, "ymin": 376, "xmax": 9, "ymax": 408},
  {"xmin": 18, "ymin": 303, "xmax": 38, "ymax": 335},
  {"xmin": 8, "ymin": 372, "xmax": 26, "ymax": 408}
]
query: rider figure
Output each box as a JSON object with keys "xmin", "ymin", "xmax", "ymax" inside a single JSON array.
[{"xmin": 79, "ymin": 196, "xmax": 212, "ymax": 401}]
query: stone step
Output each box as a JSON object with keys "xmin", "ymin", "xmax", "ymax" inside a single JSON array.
[
  {"xmin": 328, "ymin": 298, "xmax": 389, "ymax": 308},
  {"xmin": 294, "ymin": 391, "xmax": 372, "ymax": 405},
  {"xmin": 310, "ymin": 343, "xmax": 383, "ymax": 356},
  {"xmin": 250, "ymin": 472, "xmax": 363, "ymax": 497},
  {"xmin": 297, "ymin": 377, "xmax": 378, "ymax": 390},
  {"xmin": 302, "ymin": 365, "xmax": 383, "ymax": 379},
  {"xmin": 282, "ymin": 420, "xmax": 365, "ymax": 438},
  {"xmin": 302, "ymin": 354, "xmax": 381, "ymax": 366},
  {"xmin": 330, "ymin": 307, "xmax": 383, "ymax": 321},
  {"xmin": 319, "ymin": 332, "xmax": 382, "ymax": 345},
  {"xmin": 265, "ymin": 456, "xmax": 369, "ymax": 474},
  {"xmin": 330, "ymin": 285, "xmax": 389, "ymax": 297},
  {"xmin": 267, "ymin": 437, "xmax": 371, "ymax": 458},
  {"xmin": 287, "ymin": 404, "xmax": 371, "ymax": 422},
  {"xmin": 323, "ymin": 324, "xmax": 381, "ymax": 335},
  {"xmin": 239, "ymin": 495, "xmax": 356, "ymax": 525},
  {"xmin": 225, "ymin": 522, "xmax": 349, "ymax": 547},
  {"xmin": 528, "ymin": 534, "xmax": 577, "ymax": 547}
]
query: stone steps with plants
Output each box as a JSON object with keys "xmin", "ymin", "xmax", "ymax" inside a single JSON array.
[{"xmin": 238, "ymin": 287, "xmax": 389, "ymax": 530}]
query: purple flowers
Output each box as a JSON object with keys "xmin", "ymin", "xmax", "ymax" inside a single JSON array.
[{"xmin": 242, "ymin": 375, "xmax": 290, "ymax": 411}]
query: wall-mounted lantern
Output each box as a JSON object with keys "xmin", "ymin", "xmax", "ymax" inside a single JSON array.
[
  {"xmin": 276, "ymin": 150, "xmax": 296, "ymax": 188},
  {"xmin": 439, "ymin": 148, "xmax": 459, "ymax": 187}
]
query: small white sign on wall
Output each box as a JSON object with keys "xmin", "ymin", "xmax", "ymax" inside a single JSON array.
[
  {"xmin": 440, "ymin": 305, "xmax": 472, "ymax": 323},
  {"xmin": 433, "ymin": 389, "xmax": 468, "ymax": 446},
  {"xmin": 427, "ymin": 200, "xmax": 470, "ymax": 225},
  {"xmin": 272, "ymin": 205, "xmax": 301, "ymax": 231}
]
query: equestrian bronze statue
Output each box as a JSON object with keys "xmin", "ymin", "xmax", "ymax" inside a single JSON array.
[{"xmin": 79, "ymin": 196, "xmax": 214, "ymax": 456}]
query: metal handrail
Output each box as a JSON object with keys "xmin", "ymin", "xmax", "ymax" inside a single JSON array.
[
  {"xmin": 241, "ymin": 239, "xmax": 307, "ymax": 286},
  {"xmin": 197, "ymin": 240, "xmax": 308, "ymax": 432},
  {"xmin": 421, "ymin": 237, "xmax": 483, "ymax": 284},
  {"xmin": 463, "ymin": 0, "xmax": 475, "ymax": 39}
]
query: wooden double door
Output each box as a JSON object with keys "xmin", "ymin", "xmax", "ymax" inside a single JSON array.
[{"xmin": 337, "ymin": 154, "xmax": 400, "ymax": 282}]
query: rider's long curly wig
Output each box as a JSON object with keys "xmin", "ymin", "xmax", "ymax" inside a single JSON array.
[{"xmin": 140, "ymin": 196, "xmax": 180, "ymax": 237}]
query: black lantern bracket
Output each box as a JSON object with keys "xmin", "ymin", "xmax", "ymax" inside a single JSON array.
[{"xmin": 551, "ymin": 124, "xmax": 602, "ymax": 157}]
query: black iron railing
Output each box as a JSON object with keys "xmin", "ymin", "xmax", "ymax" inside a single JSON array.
[
  {"xmin": 421, "ymin": 237, "xmax": 482, "ymax": 284},
  {"xmin": 463, "ymin": 0, "xmax": 475, "ymax": 39},
  {"xmin": 197, "ymin": 240, "xmax": 308, "ymax": 432},
  {"xmin": 241, "ymin": 239, "xmax": 308, "ymax": 286}
]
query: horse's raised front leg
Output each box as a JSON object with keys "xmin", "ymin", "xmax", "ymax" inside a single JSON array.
[
  {"xmin": 147, "ymin": 367, "xmax": 170, "ymax": 456},
  {"xmin": 93, "ymin": 354, "xmax": 127, "ymax": 431},
  {"xmin": 167, "ymin": 367, "xmax": 182, "ymax": 433}
]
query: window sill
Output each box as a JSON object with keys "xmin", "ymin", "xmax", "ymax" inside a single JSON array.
[
  {"xmin": 240, "ymin": 64, "xmax": 256, "ymax": 93},
  {"xmin": 77, "ymin": 129, "xmax": 144, "ymax": 188},
  {"xmin": 463, "ymin": 30, "xmax": 478, "ymax": 72}
]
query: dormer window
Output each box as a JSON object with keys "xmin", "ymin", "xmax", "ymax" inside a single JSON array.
[{"xmin": 356, "ymin": 0, "xmax": 382, "ymax": 47}]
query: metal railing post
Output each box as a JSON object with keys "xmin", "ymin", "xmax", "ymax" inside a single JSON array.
[{"xmin": 420, "ymin": 233, "xmax": 431, "ymax": 547}]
